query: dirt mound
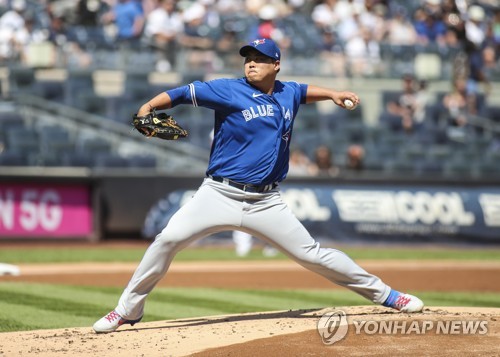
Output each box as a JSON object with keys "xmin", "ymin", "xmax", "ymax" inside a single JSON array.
[{"xmin": 0, "ymin": 306, "xmax": 498, "ymax": 356}]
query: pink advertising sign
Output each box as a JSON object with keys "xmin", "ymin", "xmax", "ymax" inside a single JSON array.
[{"xmin": 0, "ymin": 183, "xmax": 93, "ymax": 238}]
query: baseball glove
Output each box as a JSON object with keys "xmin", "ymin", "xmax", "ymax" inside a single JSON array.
[{"xmin": 132, "ymin": 111, "xmax": 188, "ymax": 140}]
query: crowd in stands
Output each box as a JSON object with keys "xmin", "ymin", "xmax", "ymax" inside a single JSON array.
[
  {"xmin": 0, "ymin": 0, "xmax": 498, "ymax": 78},
  {"xmin": 0, "ymin": 0, "xmax": 499, "ymax": 176}
]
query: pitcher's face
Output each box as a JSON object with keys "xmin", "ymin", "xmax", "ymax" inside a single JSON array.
[{"xmin": 244, "ymin": 49, "xmax": 280, "ymax": 83}]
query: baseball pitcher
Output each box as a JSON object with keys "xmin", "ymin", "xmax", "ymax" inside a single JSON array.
[{"xmin": 93, "ymin": 38, "xmax": 423, "ymax": 333}]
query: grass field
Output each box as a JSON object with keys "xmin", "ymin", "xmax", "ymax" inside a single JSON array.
[
  {"xmin": 0, "ymin": 245, "xmax": 499, "ymax": 263},
  {"xmin": 1, "ymin": 245, "xmax": 499, "ymax": 333},
  {"xmin": 0, "ymin": 282, "xmax": 499, "ymax": 333}
]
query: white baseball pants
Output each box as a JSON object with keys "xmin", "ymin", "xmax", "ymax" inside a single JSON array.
[{"xmin": 116, "ymin": 178, "xmax": 391, "ymax": 319}]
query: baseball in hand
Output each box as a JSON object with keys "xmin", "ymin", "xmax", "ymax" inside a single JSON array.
[{"xmin": 344, "ymin": 99, "xmax": 356, "ymax": 110}]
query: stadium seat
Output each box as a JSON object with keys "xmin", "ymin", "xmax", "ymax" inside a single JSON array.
[
  {"xmin": 414, "ymin": 53, "xmax": 442, "ymax": 80},
  {"xmin": 127, "ymin": 155, "xmax": 157, "ymax": 168},
  {"xmin": 5, "ymin": 127, "xmax": 39, "ymax": 154},
  {"xmin": 416, "ymin": 159, "xmax": 443, "ymax": 175},
  {"xmin": 383, "ymin": 158, "xmax": 415, "ymax": 174},
  {"xmin": 476, "ymin": 161, "xmax": 500, "ymax": 176},
  {"xmin": 38, "ymin": 125, "xmax": 74, "ymax": 156},
  {"xmin": 123, "ymin": 71, "xmax": 153, "ymax": 100},
  {"xmin": 94, "ymin": 153, "xmax": 130, "ymax": 168},
  {"xmin": 61, "ymin": 152, "xmax": 95, "ymax": 167},
  {"xmin": 64, "ymin": 70, "xmax": 95, "ymax": 107},
  {"xmin": 400, "ymin": 143, "xmax": 426, "ymax": 162},
  {"xmin": 77, "ymin": 137, "xmax": 112, "ymax": 155},
  {"xmin": 426, "ymin": 145, "xmax": 452, "ymax": 162},
  {"xmin": 362, "ymin": 155, "xmax": 384, "ymax": 171},
  {"xmin": 8, "ymin": 66, "xmax": 36, "ymax": 96},
  {"xmin": 0, "ymin": 151, "xmax": 28, "ymax": 166},
  {"xmin": 443, "ymin": 160, "xmax": 472, "ymax": 177}
]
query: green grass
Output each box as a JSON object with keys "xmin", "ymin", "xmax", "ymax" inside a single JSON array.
[
  {"xmin": 0, "ymin": 245, "xmax": 498, "ymax": 333},
  {"xmin": 0, "ymin": 245, "xmax": 499, "ymax": 264},
  {"xmin": 0, "ymin": 282, "xmax": 498, "ymax": 333}
]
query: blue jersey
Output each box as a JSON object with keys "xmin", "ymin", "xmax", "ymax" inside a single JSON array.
[{"xmin": 167, "ymin": 78, "xmax": 308, "ymax": 185}]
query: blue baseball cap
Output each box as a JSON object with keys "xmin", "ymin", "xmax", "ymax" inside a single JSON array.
[{"xmin": 239, "ymin": 38, "xmax": 281, "ymax": 61}]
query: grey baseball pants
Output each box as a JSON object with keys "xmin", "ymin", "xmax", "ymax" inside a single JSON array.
[{"xmin": 116, "ymin": 178, "xmax": 391, "ymax": 319}]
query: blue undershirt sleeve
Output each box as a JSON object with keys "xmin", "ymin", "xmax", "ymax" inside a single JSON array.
[
  {"xmin": 165, "ymin": 85, "xmax": 191, "ymax": 108},
  {"xmin": 166, "ymin": 79, "xmax": 232, "ymax": 110}
]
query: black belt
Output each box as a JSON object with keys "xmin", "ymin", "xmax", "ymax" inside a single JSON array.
[{"xmin": 208, "ymin": 175, "xmax": 277, "ymax": 193}]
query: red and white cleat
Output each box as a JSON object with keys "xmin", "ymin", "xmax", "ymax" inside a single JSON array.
[
  {"xmin": 383, "ymin": 290, "xmax": 424, "ymax": 313},
  {"xmin": 93, "ymin": 310, "xmax": 142, "ymax": 333}
]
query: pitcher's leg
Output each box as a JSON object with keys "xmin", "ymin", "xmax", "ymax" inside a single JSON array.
[
  {"xmin": 243, "ymin": 192, "xmax": 390, "ymax": 304},
  {"xmin": 116, "ymin": 181, "xmax": 242, "ymax": 319},
  {"xmin": 115, "ymin": 232, "xmax": 194, "ymax": 320}
]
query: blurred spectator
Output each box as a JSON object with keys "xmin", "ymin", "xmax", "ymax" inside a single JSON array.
[
  {"xmin": 484, "ymin": 7, "xmax": 499, "ymax": 63},
  {"xmin": 0, "ymin": 0, "xmax": 26, "ymax": 61},
  {"xmin": 232, "ymin": 230, "xmax": 253, "ymax": 257},
  {"xmin": 281, "ymin": 0, "xmax": 318, "ymax": 58},
  {"xmin": 382, "ymin": 74, "xmax": 430, "ymax": 134},
  {"xmin": 215, "ymin": 28, "xmax": 244, "ymax": 71},
  {"xmin": 76, "ymin": 0, "xmax": 109, "ymax": 27},
  {"xmin": 45, "ymin": 10, "xmax": 91, "ymax": 68},
  {"xmin": 344, "ymin": 25, "xmax": 381, "ymax": 77},
  {"xmin": 413, "ymin": 3, "xmax": 447, "ymax": 47},
  {"xmin": 102, "ymin": 0, "xmax": 145, "ymax": 46},
  {"xmin": 216, "ymin": 0, "xmax": 245, "ymax": 14},
  {"xmin": 0, "ymin": 0, "xmax": 26, "ymax": 31},
  {"xmin": 311, "ymin": 0, "xmax": 340, "ymax": 33},
  {"xmin": 136, "ymin": 0, "xmax": 157, "ymax": 15},
  {"xmin": 177, "ymin": 1, "xmax": 223, "ymax": 71},
  {"xmin": 232, "ymin": 230, "xmax": 278, "ymax": 257},
  {"xmin": 318, "ymin": 28, "xmax": 346, "ymax": 77},
  {"xmin": 288, "ymin": 147, "xmax": 314, "ymax": 176},
  {"xmin": 247, "ymin": 4, "xmax": 290, "ymax": 52},
  {"xmin": 442, "ymin": 76, "xmax": 478, "ymax": 129},
  {"xmin": 441, "ymin": 0, "xmax": 465, "ymax": 38},
  {"xmin": 362, "ymin": 3, "xmax": 389, "ymax": 43},
  {"xmin": 345, "ymin": 143, "xmax": 365, "ymax": 171},
  {"xmin": 490, "ymin": 7, "xmax": 500, "ymax": 53},
  {"xmin": 48, "ymin": 0, "xmax": 79, "ymax": 25},
  {"xmin": 143, "ymin": 0, "xmax": 183, "ymax": 72},
  {"xmin": 46, "ymin": 12, "xmax": 71, "ymax": 46},
  {"xmin": 336, "ymin": 4, "xmax": 363, "ymax": 43},
  {"xmin": 386, "ymin": 6, "xmax": 418, "ymax": 46},
  {"xmin": 481, "ymin": 43, "xmax": 497, "ymax": 86},
  {"xmin": 309, "ymin": 144, "xmax": 339, "ymax": 177},
  {"xmin": 16, "ymin": 15, "xmax": 52, "ymax": 67},
  {"xmin": 464, "ymin": 5, "xmax": 490, "ymax": 96}
]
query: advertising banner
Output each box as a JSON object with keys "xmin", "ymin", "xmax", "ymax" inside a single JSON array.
[
  {"xmin": 142, "ymin": 183, "xmax": 500, "ymax": 244},
  {"xmin": 0, "ymin": 183, "xmax": 93, "ymax": 238}
]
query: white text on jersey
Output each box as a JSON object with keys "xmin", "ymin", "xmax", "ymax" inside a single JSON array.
[
  {"xmin": 242, "ymin": 105, "xmax": 274, "ymax": 122},
  {"xmin": 282, "ymin": 107, "xmax": 292, "ymax": 121}
]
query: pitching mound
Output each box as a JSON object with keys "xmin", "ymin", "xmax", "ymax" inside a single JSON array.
[{"xmin": 0, "ymin": 306, "xmax": 498, "ymax": 356}]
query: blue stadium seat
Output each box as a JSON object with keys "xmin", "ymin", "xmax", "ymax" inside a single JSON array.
[
  {"xmin": 5, "ymin": 127, "xmax": 39, "ymax": 154},
  {"xmin": 77, "ymin": 137, "xmax": 112, "ymax": 155},
  {"xmin": 127, "ymin": 155, "xmax": 157, "ymax": 168},
  {"xmin": 61, "ymin": 152, "xmax": 95, "ymax": 167},
  {"xmin": 64, "ymin": 70, "xmax": 95, "ymax": 107},
  {"xmin": 8, "ymin": 66, "xmax": 36, "ymax": 95},
  {"xmin": 38, "ymin": 126, "xmax": 74, "ymax": 156},
  {"xmin": 0, "ymin": 151, "xmax": 28, "ymax": 166},
  {"xmin": 94, "ymin": 153, "xmax": 129, "ymax": 168}
]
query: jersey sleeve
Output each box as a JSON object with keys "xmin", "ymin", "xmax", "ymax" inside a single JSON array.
[{"xmin": 166, "ymin": 78, "xmax": 232, "ymax": 110}]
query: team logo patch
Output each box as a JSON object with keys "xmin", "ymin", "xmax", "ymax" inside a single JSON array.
[
  {"xmin": 253, "ymin": 39, "xmax": 266, "ymax": 46},
  {"xmin": 282, "ymin": 128, "xmax": 291, "ymax": 142}
]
